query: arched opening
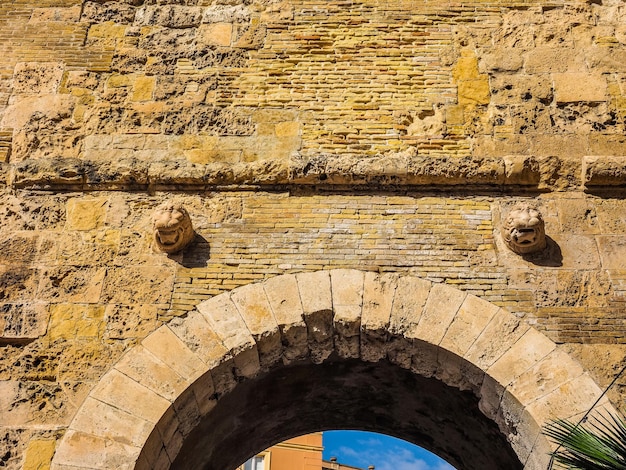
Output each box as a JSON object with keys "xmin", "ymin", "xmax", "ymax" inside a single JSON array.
[
  {"xmin": 172, "ymin": 358, "xmax": 521, "ymax": 470},
  {"xmin": 322, "ymin": 430, "xmax": 456, "ymax": 470},
  {"xmin": 51, "ymin": 270, "xmax": 617, "ymax": 470}
]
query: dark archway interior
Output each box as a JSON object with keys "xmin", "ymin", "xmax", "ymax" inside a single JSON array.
[{"xmin": 172, "ymin": 359, "xmax": 522, "ymax": 470}]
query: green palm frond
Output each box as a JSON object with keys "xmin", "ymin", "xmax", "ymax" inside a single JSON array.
[{"xmin": 544, "ymin": 414, "xmax": 626, "ymax": 470}]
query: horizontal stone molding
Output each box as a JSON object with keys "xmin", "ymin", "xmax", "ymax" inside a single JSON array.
[
  {"xmin": 583, "ymin": 155, "xmax": 626, "ymax": 187},
  {"xmin": 5, "ymin": 153, "xmax": 624, "ymax": 192}
]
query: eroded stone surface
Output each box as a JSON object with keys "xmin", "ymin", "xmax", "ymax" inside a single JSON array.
[
  {"xmin": 501, "ymin": 204, "xmax": 547, "ymax": 255},
  {"xmin": 151, "ymin": 202, "xmax": 195, "ymax": 254}
]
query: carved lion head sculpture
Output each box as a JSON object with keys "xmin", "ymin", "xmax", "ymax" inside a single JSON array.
[
  {"xmin": 152, "ymin": 202, "xmax": 195, "ymax": 253},
  {"xmin": 501, "ymin": 204, "xmax": 547, "ymax": 254}
]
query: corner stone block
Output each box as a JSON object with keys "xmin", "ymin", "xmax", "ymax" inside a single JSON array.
[
  {"xmin": 487, "ymin": 328, "xmax": 556, "ymax": 387},
  {"xmin": 141, "ymin": 326, "xmax": 207, "ymax": 383},
  {"xmin": 411, "ymin": 283, "xmax": 467, "ymax": 344},
  {"xmin": 506, "ymin": 348, "xmax": 586, "ymax": 408},
  {"xmin": 436, "ymin": 349, "xmax": 485, "ymax": 395},
  {"xmin": 296, "ymin": 270, "xmax": 332, "ymax": 316},
  {"xmin": 66, "ymin": 197, "xmax": 108, "ymax": 231},
  {"xmin": 478, "ymin": 374, "xmax": 506, "ymax": 424},
  {"xmin": 52, "ymin": 430, "xmax": 140, "ymax": 470},
  {"xmin": 89, "ymin": 369, "xmax": 172, "ymax": 424},
  {"xmin": 172, "ymin": 388, "xmax": 201, "ymax": 438},
  {"xmin": 189, "ymin": 371, "xmax": 217, "ymax": 416},
  {"xmin": 331, "ymin": 269, "xmax": 365, "ymax": 359},
  {"xmin": 464, "ymin": 309, "xmax": 530, "ymax": 371},
  {"xmin": 440, "ymin": 294, "xmax": 500, "ymax": 357},
  {"xmin": 197, "ymin": 294, "xmax": 254, "ymax": 352},
  {"xmin": 114, "ymin": 344, "xmax": 189, "ymax": 402},
  {"xmin": 137, "ymin": 426, "xmax": 167, "ymax": 470},
  {"xmin": 523, "ymin": 439, "xmax": 553, "ymax": 470},
  {"xmin": 263, "ymin": 274, "xmax": 303, "ymax": 327}
]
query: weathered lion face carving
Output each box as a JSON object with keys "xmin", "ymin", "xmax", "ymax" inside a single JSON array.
[
  {"xmin": 501, "ymin": 204, "xmax": 547, "ymax": 254},
  {"xmin": 152, "ymin": 202, "xmax": 195, "ymax": 253}
]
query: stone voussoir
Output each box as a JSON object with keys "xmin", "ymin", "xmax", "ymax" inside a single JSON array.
[
  {"xmin": 411, "ymin": 282, "xmax": 467, "ymax": 345},
  {"xmin": 330, "ymin": 269, "xmax": 365, "ymax": 359},
  {"xmin": 141, "ymin": 325, "xmax": 208, "ymax": 384},
  {"xmin": 51, "ymin": 430, "xmax": 141, "ymax": 470},
  {"xmin": 439, "ymin": 294, "xmax": 500, "ymax": 358},
  {"xmin": 360, "ymin": 272, "xmax": 398, "ymax": 363},
  {"xmin": 113, "ymin": 344, "xmax": 190, "ymax": 403},
  {"xmin": 229, "ymin": 282, "xmax": 282, "ymax": 369},
  {"xmin": 296, "ymin": 270, "xmax": 334, "ymax": 364},
  {"xmin": 506, "ymin": 348, "xmax": 587, "ymax": 408},
  {"xmin": 262, "ymin": 274, "xmax": 308, "ymax": 363},
  {"xmin": 196, "ymin": 293, "xmax": 261, "ymax": 379}
]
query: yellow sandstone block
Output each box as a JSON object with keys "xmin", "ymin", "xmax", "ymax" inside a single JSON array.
[
  {"xmin": 453, "ymin": 56, "xmax": 480, "ymax": 81},
  {"xmin": 72, "ymin": 104, "xmax": 89, "ymax": 123},
  {"xmin": 200, "ymin": 23, "xmax": 233, "ymax": 46},
  {"xmin": 458, "ymin": 78, "xmax": 491, "ymax": 105},
  {"xmin": 445, "ymin": 105, "xmax": 465, "ymax": 125},
  {"xmin": 275, "ymin": 121, "xmax": 300, "ymax": 137},
  {"xmin": 88, "ymin": 21, "xmax": 126, "ymax": 39},
  {"xmin": 66, "ymin": 198, "xmax": 108, "ymax": 231},
  {"xmin": 177, "ymin": 135, "xmax": 203, "ymax": 150},
  {"xmin": 48, "ymin": 304, "xmax": 105, "ymax": 341},
  {"xmin": 23, "ymin": 440, "xmax": 56, "ymax": 470},
  {"xmin": 132, "ymin": 76, "xmax": 156, "ymax": 102},
  {"xmin": 107, "ymin": 74, "xmax": 132, "ymax": 88}
]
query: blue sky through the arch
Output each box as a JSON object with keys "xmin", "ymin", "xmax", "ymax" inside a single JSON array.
[{"xmin": 322, "ymin": 430, "xmax": 456, "ymax": 470}]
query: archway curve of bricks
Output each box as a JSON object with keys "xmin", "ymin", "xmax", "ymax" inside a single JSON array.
[{"xmin": 51, "ymin": 269, "xmax": 617, "ymax": 470}]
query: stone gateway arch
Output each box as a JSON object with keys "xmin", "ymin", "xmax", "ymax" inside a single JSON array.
[{"xmin": 52, "ymin": 270, "xmax": 616, "ymax": 470}]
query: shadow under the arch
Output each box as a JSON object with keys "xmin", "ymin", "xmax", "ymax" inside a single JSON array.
[{"xmin": 168, "ymin": 358, "xmax": 523, "ymax": 470}]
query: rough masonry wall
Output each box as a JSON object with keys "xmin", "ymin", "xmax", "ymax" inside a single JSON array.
[
  {"xmin": 1, "ymin": 0, "xmax": 626, "ymax": 182},
  {"xmin": 1, "ymin": 190, "xmax": 626, "ymax": 469},
  {"xmin": 1, "ymin": 0, "xmax": 626, "ymax": 469}
]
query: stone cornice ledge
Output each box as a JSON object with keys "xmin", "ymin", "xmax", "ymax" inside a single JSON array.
[
  {"xmin": 583, "ymin": 155, "xmax": 626, "ymax": 188},
  {"xmin": 1, "ymin": 152, "xmax": 624, "ymax": 192}
]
